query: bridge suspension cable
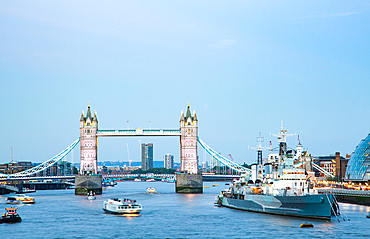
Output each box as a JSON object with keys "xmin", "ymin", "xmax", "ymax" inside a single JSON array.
[
  {"xmin": 0, "ymin": 138, "xmax": 80, "ymax": 178},
  {"xmin": 312, "ymin": 162, "xmax": 335, "ymax": 178},
  {"xmin": 197, "ymin": 137, "xmax": 250, "ymax": 173}
]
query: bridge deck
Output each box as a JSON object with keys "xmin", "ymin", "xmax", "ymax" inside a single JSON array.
[{"xmin": 97, "ymin": 129, "xmax": 181, "ymax": 137}]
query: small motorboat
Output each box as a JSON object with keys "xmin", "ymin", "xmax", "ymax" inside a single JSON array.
[
  {"xmin": 146, "ymin": 187, "xmax": 157, "ymax": 193},
  {"xmin": 0, "ymin": 208, "xmax": 22, "ymax": 224},
  {"xmin": 87, "ymin": 191, "xmax": 96, "ymax": 200},
  {"xmin": 300, "ymin": 222, "xmax": 314, "ymax": 228},
  {"xmin": 134, "ymin": 178, "xmax": 141, "ymax": 182},
  {"xmin": 103, "ymin": 198, "xmax": 142, "ymax": 214},
  {"xmin": 146, "ymin": 179, "xmax": 155, "ymax": 182},
  {"xmin": 6, "ymin": 194, "xmax": 35, "ymax": 204}
]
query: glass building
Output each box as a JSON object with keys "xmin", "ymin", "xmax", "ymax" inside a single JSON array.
[
  {"xmin": 164, "ymin": 154, "xmax": 174, "ymax": 169},
  {"xmin": 141, "ymin": 143, "xmax": 153, "ymax": 171},
  {"xmin": 345, "ymin": 134, "xmax": 370, "ymax": 181}
]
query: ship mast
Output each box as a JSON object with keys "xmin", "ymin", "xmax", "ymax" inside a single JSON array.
[
  {"xmin": 271, "ymin": 121, "xmax": 295, "ymax": 157},
  {"xmin": 249, "ymin": 132, "xmax": 268, "ymax": 180},
  {"xmin": 250, "ymin": 132, "xmax": 268, "ymax": 165}
]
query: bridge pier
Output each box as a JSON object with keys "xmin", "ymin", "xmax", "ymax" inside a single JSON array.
[
  {"xmin": 75, "ymin": 175, "xmax": 102, "ymax": 195},
  {"xmin": 175, "ymin": 174, "xmax": 203, "ymax": 193}
]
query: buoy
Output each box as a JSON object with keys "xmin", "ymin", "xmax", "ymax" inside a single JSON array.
[
  {"xmin": 300, "ymin": 223, "xmax": 314, "ymax": 228},
  {"xmin": 205, "ymin": 186, "xmax": 209, "ymax": 188}
]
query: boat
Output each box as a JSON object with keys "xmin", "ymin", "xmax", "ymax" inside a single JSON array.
[
  {"xmin": 134, "ymin": 178, "xmax": 141, "ymax": 182},
  {"xmin": 6, "ymin": 194, "xmax": 35, "ymax": 204},
  {"xmin": 146, "ymin": 187, "xmax": 157, "ymax": 193},
  {"xmin": 103, "ymin": 198, "xmax": 142, "ymax": 214},
  {"xmin": 215, "ymin": 127, "xmax": 341, "ymax": 221},
  {"xmin": 367, "ymin": 213, "xmax": 370, "ymax": 218},
  {"xmin": 300, "ymin": 222, "xmax": 314, "ymax": 228},
  {"xmin": 146, "ymin": 179, "xmax": 155, "ymax": 182},
  {"xmin": 87, "ymin": 191, "xmax": 96, "ymax": 200},
  {"xmin": 0, "ymin": 208, "xmax": 22, "ymax": 223}
]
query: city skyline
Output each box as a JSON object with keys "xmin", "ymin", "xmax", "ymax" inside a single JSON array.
[{"xmin": 1, "ymin": 1, "xmax": 370, "ymax": 166}]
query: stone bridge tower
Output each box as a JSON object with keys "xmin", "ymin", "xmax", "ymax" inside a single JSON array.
[
  {"xmin": 79, "ymin": 103, "xmax": 98, "ymax": 175},
  {"xmin": 177, "ymin": 103, "xmax": 202, "ymax": 193},
  {"xmin": 180, "ymin": 103, "xmax": 198, "ymax": 174}
]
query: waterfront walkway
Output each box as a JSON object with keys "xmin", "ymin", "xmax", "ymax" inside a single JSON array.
[{"xmin": 318, "ymin": 188, "xmax": 370, "ymax": 205}]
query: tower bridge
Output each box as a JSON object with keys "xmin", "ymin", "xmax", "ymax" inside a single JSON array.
[
  {"xmin": 79, "ymin": 102, "xmax": 200, "ymax": 177},
  {"xmin": 0, "ymin": 102, "xmax": 252, "ymax": 194},
  {"xmin": 1, "ymin": 102, "xmax": 338, "ymax": 195}
]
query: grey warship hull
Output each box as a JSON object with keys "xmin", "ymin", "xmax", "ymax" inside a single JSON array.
[{"xmin": 217, "ymin": 193, "xmax": 337, "ymax": 220}]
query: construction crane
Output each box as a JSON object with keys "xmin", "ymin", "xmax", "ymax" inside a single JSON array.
[
  {"xmin": 228, "ymin": 154, "xmax": 234, "ymax": 161},
  {"xmin": 127, "ymin": 143, "xmax": 132, "ymax": 167}
]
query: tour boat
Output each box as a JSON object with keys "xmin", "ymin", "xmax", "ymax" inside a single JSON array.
[
  {"xmin": 215, "ymin": 127, "xmax": 342, "ymax": 221},
  {"xmin": 146, "ymin": 187, "xmax": 157, "ymax": 193},
  {"xmin": 103, "ymin": 198, "xmax": 142, "ymax": 214},
  {"xmin": 87, "ymin": 191, "xmax": 96, "ymax": 200},
  {"xmin": 0, "ymin": 208, "xmax": 22, "ymax": 223},
  {"xmin": 6, "ymin": 194, "xmax": 35, "ymax": 204}
]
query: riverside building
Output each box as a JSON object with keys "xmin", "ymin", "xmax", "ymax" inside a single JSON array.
[
  {"xmin": 345, "ymin": 133, "xmax": 370, "ymax": 182},
  {"xmin": 141, "ymin": 143, "xmax": 153, "ymax": 170},
  {"xmin": 164, "ymin": 154, "xmax": 174, "ymax": 169}
]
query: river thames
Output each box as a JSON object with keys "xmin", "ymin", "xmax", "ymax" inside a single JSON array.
[{"xmin": 1, "ymin": 181, "xmax": 370, "ymax": 238}]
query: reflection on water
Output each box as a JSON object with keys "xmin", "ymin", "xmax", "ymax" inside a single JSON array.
[
  {"xmin": 0, "ymin": 181, "xmax": 370, "ymax": 238},
  {"xmin": 122, "ymin": 214, "xmax": 141, "ymax": 218}
]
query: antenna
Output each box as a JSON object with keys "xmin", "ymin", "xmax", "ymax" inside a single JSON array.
[{"xmin": 269, "ymin": 141, "xmax": 273, "ymax": 153}]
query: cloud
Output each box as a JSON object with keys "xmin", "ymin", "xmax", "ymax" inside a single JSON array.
[
  {"xmin": 295, "ymin": 12, "xmax": 361, "ymax": 19},
  {"xmin": 211, "ymin": 39, "xmax": 238, "ymax": 50},
  {"xmin": 110, "ymin": 16, "xmax": 142, "ymax": 32}
]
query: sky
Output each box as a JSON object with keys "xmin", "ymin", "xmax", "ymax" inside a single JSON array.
[{"xmin": 1, "ymin": 1, "xmax": 370, "ymax": 166}]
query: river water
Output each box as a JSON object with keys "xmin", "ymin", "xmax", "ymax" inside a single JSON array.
[{"xmin": 1, "ymin": 181, "xmax": 370, "ymax": 238}]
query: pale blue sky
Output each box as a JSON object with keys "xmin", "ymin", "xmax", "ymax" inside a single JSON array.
[{"xmin": 1, "ymin": 1, "xmax": 369, "ymax": 165}]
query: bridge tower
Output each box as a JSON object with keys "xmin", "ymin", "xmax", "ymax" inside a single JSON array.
[
  {"xmin": 177, "ymin": 103, "xmax": 203, "ymax": 193},
  {"xmin": 180, "ymin": 103, "xmax": 198, "ymax": 174},
  {"xmin": 79, "ymin": 103, "xmax": 98, "ymax": 175},
  {"xmin": 75, "ymin": 103, "xmax": 102, "ymax": 195}
]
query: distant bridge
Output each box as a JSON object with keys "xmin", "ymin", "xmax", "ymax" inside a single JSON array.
[{"xmin": 0, "ymin": 175, "xmax": 75, "ymax": 182}]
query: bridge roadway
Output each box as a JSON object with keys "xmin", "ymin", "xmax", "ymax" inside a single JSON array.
[{"xmin": 103, "ymin": 174, "xmax": 239, "ymax": 181}]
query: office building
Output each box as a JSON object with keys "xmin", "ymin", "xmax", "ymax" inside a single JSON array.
[
  {"xmin": 345, "ymin": 133, "xmax": 370, "ymax": 181},
  {"xmin": 164, "ymin": 154, "xmax": 174, "ymax": 169},
  {"xmin": 141, "ymin": 143, "xmax": 153, "ymax": 170}
]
